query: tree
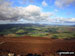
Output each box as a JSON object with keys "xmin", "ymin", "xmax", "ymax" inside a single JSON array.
[{"xmin": 51, "ymin": 35, "xmax": 58, "ymax": 39}]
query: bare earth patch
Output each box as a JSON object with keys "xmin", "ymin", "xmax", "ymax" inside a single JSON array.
[{"xmin": 0, "ymin": 36, "xmax": 75, "ymax": 56}]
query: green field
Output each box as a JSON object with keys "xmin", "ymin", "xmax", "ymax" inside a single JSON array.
[{"xmin": 0, "ymin": 24, "xmax": 75, "ymax": 39}]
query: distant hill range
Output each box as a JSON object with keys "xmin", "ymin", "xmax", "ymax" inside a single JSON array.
[
  {"xmin": 0, "ymin": 23, "xmax": 75, "ymax": 32},
  {"xmin": 0, "ymin": 24, "xmax": 45, "ymax": 32}
]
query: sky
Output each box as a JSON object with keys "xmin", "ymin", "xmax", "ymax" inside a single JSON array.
[{"xmin": 0, "ymin": 0, "xmax": 75, "ymax": 25}]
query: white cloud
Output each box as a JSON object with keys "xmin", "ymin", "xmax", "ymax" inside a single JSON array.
[
  {"xmin": 55, "ymin": 0, "xmax": 75, "ymax": 8},
  {"xmin": 0, "ymin": 2, "xmax": 53, "ymax": 24},
  {"xmin": 64, "ymin": 18, "xmax": 75, "ymax": 23},
  {"xmin": 0, "ymin": 1, "xmax": 74, "ymax": 24},
  {"xmin": 54, "ymin": 17, "xmax": 75, "ymax": 23},
  {"xmin": 25, "ymin": 5, "xmax": 41, "ymax": 14},
  {"xmin": 68, "ymin": 18, "xmax": 75, "ymax": 22},
  {"xmin": 42, "ymin": 0, "xmax": 48, "ymax": 7}
]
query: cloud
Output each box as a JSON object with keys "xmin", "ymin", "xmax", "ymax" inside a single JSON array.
[
  {"xmin": 0, "ymin": 2, "xmax": 52, "ymax": 23},
  {"xmin": 42, "ymin": 0, "xmax": 48, "ymax": 7},
  {"xmin": 0, "ymin": 1, "xmax": 74, "ymax": 24},
  {"xmin": 63, "ymin": 18, "xmax": 75, "ymax": 23},
  {"xmin": 0, "ymin": 2, "xmax": 20, "ymax": 20},
  {"xmin": 55, "ymin": 0, "xmax": 75, "ymax": 8},
  {"xmin": 54, "ymin": 17, "xmax": 75, "ymax": 23}
]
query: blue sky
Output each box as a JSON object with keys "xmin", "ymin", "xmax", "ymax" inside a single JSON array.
[
  {"xmin": 0, "ymin": 0, "xmax": 75, "ymax": 25},
  {"xmin": 10, "ymin": 0, "xmax": 75, "ymax": 17}
]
